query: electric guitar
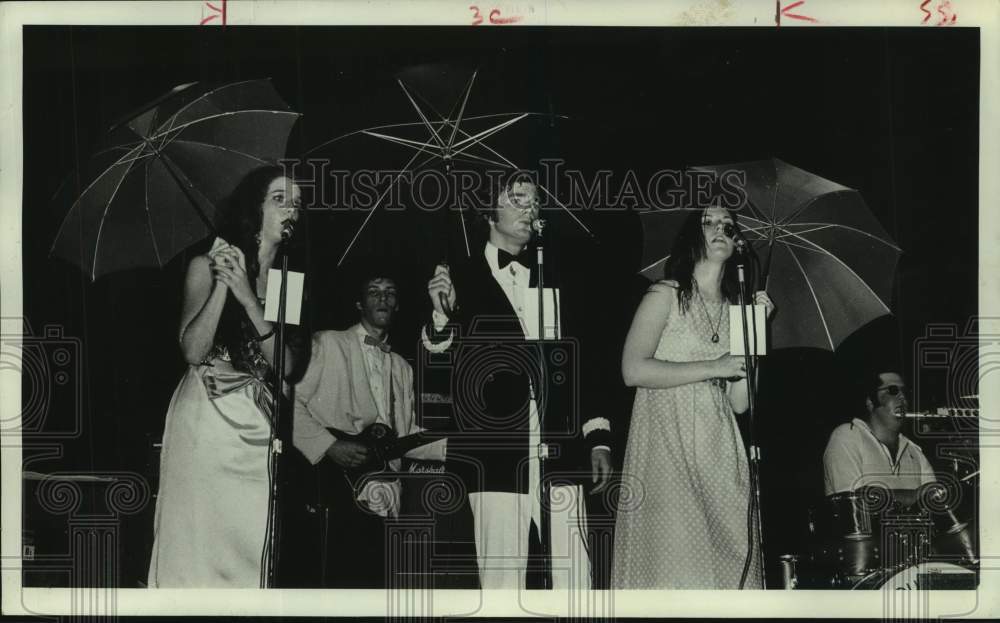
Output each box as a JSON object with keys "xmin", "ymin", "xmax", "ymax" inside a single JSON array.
[{"xmin": 324, "ymin": 422, "xmax": 447, "ymax": 494}]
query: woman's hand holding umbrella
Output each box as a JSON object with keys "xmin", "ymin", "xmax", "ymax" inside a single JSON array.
[{"xmin": 754, "ymin": 290, "xmax": 775, "ymax": 319}]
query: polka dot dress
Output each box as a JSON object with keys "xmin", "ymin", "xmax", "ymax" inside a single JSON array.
[{"xmin": 612, "ymin": 288, "xmax": 762, "ymax": 589}]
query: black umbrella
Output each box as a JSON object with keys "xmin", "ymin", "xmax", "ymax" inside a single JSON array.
[
  {"xmin": 639, "ymin": 158, "xmax": 902, "ymax": 351},
  {"xmin": 305, "ymin": 65, "xmax": 594, "ymax": 267},
  {"xmin": 51, "ymin": 79, "xmax": 301, "ymax": 280}
]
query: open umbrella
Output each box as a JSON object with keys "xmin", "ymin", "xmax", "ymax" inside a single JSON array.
[
  {"xmin": 639, "ymin": 158, "xmax": 902, "ymax": 351},
  {"xmin": 51, "ymin": 79, "xmax": 301, "ymax": 280},
  {"xmin": 304, "ymin": 65, "xmax": 594, "ymax": 267}
]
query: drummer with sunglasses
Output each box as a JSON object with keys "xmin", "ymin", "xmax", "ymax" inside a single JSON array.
[
  {"xmin": 822, "ymin": 371, "xmax": 935, "ymax": 499},
  {"xmin": 820, "ymin": 370, "xmax": 977, "ymax": 579}
]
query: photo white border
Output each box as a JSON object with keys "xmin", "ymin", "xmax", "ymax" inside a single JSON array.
[{"xmin": 2, "ymin": 0, "xmax": 998, "ymax": 618}]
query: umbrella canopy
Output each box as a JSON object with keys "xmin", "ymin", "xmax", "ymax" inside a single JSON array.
[
  {"xmin": 639, "ymin": 158, "xmax": 902, "ymax": 351},
  {"xmin": 51, "ymin": 79, "xmax": 301, "ymax": 280},
  {"xmin": 305, "ymin": 65, "xmax": 594, "ymax": 267}
]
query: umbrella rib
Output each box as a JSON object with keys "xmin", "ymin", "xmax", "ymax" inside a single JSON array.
[
  {"xmin": 165, "ymin": 79, "xmax": 270, "ymax": 126},
  {"xmin": 164, "ymin": 138, "xmax": 276, "ymax": 165},
  {"xmin": 143, "ymin": 162, "xmax": 163, "ymax": 266},
  {"xmin": 150, "ymin": 110, "xmax": 301, "ymax": 143},
  {"xmin": 342, "ymin": 112, "xmax": 537, "ymax": 134},
  {"xmin": 361, "ymin": 130, "xmax": 441, "ymax": 152},
  {"xmin": 774, "ymin": 222, "xmax": 903, "ymax": 251},
  {"xmin": 773, "ymin": 233, "xmax": 894, "ymax": 315},
  {"xmin": 303, "ymin": 113, "xmax": 556, "ymax": 157},
  {"xmin": 774, "ymin": 191, "xmax": 852, "ymax": 228},
  {"xmin": 397, "ymin": 80, "xmax": 448, "ymax": 150},
  {"xmin": 50, "ymin": 143, "xmax": 147, "ymax": 256},
  {"xmin": 785, "ymin": 245, "xmax": 836, "ymax": 351},
  {"xmin": 457, "ymin": 132, "xmax": 594, "ymax": 238},
  {"xmin": 302, "ymin": 128, "xmax": 368, "ymax": 156},
  {"xmin": 337, "ymin": 149, "xmax": 428, "ymax": 266},
  {"xmin": 536, "ymin": 183, "xmax": 595, "ymax": 238},
  {"xmin": 450, "ymin": 114, "xmax": 529, "ymax": 154},
  {"xmin": 90, "ymin": 150, "xmax": 146, "ymax": 279},
  {"xmin": 438, "ymin": 114, "xmax": 594, "ymax": 238},
  {"xmin": 447, "ymin": 151, "xmax": 514, "ymax": 169},
  {"xmin": 424, "ymin": 104, "xmax": 523, "ymax": 167},
  {"xmin": 639, "ymin": 255, "xmax": 670, "ymax": 275},
  {"xmin": 447, "ymin": 70, "xmax": 478, "ymax": 150}
]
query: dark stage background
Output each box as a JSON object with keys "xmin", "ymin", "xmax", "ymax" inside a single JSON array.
[{"xmin": 20, "ymin": 26, "xmax": 979, "ymax": 588}]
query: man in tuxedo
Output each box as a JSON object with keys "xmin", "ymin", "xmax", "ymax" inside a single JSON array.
[
  {"xmin": 420, "ymin": 173, "xmax": 613, "ymax": 589},
  {"xmin": 292, "ymin": 271, "xmax": 444, "ymax": 587}
]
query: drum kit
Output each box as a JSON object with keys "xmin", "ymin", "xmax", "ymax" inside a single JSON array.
[
  {"xmin": 780, "ymin": 483, "xmax": 978, "ymax": 590},
  {"xmin": 780, "ymin": 485, "xmax": 978, "ymax": 590},
  {"xmin": 778, "ymin": 399, "xmax": 981, "ymax": 590}
]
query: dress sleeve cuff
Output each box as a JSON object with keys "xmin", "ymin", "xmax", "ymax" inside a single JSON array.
[
  {"xmin": 583, "ymin": 417, "xmax": 612, "ymax": 450},
  {"xmin": 421, "ymin": 324, "xmax": 454, "ymax": 353},
  {"xmin": 582, "ymin": 417, "xmax": 611, "ymax": 436}
]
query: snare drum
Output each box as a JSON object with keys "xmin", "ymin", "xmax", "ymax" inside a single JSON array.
[{"xmin": 850, "ymin": 561, "xmax": 976, "ymax": 590}]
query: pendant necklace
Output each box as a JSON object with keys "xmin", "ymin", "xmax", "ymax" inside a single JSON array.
[{"xmin": 695, "ymin": 285, "xmax": 726, "ymax": 343}]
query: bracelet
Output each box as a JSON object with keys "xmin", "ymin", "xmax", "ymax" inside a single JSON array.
[{"xmin": 252, "ymin": 329, "xmax": 275, "ymax": 342}]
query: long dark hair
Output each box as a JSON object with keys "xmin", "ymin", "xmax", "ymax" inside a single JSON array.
[
  {"xmin": 662, "ymin": 207, "xmax": 743, "ymax": 313},
  {"xmin": 213, "ymin": 165, "xmax": 289, "ymax": 375}
]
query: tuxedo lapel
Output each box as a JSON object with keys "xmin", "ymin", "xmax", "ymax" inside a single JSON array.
[{"xmin": 463, "ymin": 253, "xmax": 527, "ymax": 339}]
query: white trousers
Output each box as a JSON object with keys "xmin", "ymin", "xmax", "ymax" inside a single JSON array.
[{"xmin": 468, "ymin": 486, "xmax": 591, "ymax": 589}]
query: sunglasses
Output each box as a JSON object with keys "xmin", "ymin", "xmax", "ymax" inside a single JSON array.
[{"xmin": 878, "ymin": 385, "xmax": 907, "ymax": 397}]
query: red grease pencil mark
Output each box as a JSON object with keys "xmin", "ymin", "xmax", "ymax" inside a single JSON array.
[
  {"xmin": 471, "ymin": 5, "xmax": 523, "ymax": 25},
  {"xmin": 470, "ymin": 5, "xmax": 484, "ymax": 25},
  {"xmin": 489, "ymin": 9, "xmax": 523, "ymax": 24},
  {"xmin": 936, "ymin": 0, "xmax": 957, "ymax": 25},
  {"xmin": 920, "ymin": 0, "xmax": 933, "ymax": 23},
  {"xmin": 780, "ymin": 0, "xmax": 818, "ymax": 23},
  {"xmin": 200, "ymin": 0, "xmax": 227, "ymax": 25}
]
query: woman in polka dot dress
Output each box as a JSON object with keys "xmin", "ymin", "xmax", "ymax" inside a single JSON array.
[{"xmin": 612, "ymin": 205, "xmax": 774, "ymax": 588}]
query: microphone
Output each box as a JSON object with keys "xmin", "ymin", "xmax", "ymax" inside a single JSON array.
[
  {"xmin": 280, "ymin": 221, "xmax": 295, "ymax": 242},
  {"xmin": 723, "ymin": 223, "xmax": 747, "ymax": 253},
  {"xmin": 531, "ymin": 218, "xmax": 547, "ymax": 236}
]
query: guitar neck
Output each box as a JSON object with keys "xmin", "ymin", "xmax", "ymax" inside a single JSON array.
[
  {"xmin": 325, "ymin": 426, "xmax": 447, "ymax": 461},
  {"xmin": 391, "ymin": 431, "xmax": 448, "ymax": 459}
]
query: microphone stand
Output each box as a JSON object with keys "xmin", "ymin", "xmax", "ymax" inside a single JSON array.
[
  {"xmin": 534, "ymin": 219, "xmax": 552, "ymax": 590},
  {"xmin": 736, "ymin": 246, "xmax": 766, "ymax": 589},
  {"xmin": 262, "ymin": 248, "xmax": 290, "ymax": 588}
]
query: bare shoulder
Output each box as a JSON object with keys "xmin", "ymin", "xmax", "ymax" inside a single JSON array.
[
  {"xmin": 646, "ymin": 279, "xmax": 678, "ymax": 294},
  {"xmin": 643, "ymin": 280, "xmax": 679, "ymax": 309}
]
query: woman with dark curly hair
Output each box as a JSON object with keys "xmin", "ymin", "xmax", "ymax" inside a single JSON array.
[
  {"xmin": 148, "ymin": 165, "xmax": 305, "ymax": 587},
  {"xmin": 612, "ymin": 204, "xmax": 774, "ymax": 589}
]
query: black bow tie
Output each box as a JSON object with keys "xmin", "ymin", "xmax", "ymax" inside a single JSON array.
[
  {"xmin": 363, "ymin": 334, "xmax": 391, "ymax": 353},
  {"xmin": 497, "ymin": 248, "xmax": 535, "ymax": 270}
]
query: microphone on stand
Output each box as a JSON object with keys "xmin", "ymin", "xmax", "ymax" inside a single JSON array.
[
  {"xmin": 724, "ymin": 223, "xmax": 747, "ymax": 254},
  {"xmin": 280, "ymin": 221, "xmax": 296, "ymax": 242},
  {"xmin": 531, "ymin": 217, "xmax": 547, "ymax": 237}
]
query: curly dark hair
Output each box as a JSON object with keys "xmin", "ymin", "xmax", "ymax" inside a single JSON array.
[
  {"xmin": 213, "ymin": 165, "xmax": 306, "ymax": 377},
  {"xmin": 662, "ymin": 207, "xmax": 745, "ymax": 313}
]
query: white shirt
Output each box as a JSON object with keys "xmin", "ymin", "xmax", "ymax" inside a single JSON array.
[
  {"xmin": 823, "ymin": 417, "xmax": 937, "ymax": 496},
  {"xmin": 355, "ymin": 324, "xmax": 391, "ymax": 425},
  {"xmin": 354, "ymin": 324, "xmax": 399, "ymax": 518}
]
